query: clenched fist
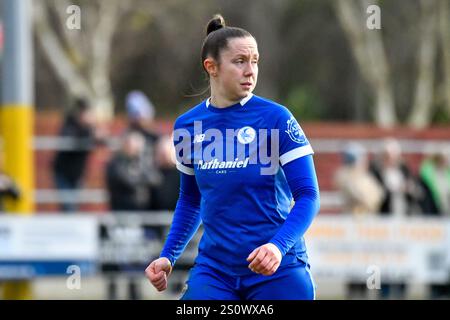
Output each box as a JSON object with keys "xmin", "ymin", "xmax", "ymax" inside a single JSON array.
[
  {"xmin": 246, "ymin": 243, "xmax": 282, "ymax": 276},
  {"xmin": 145, "ymin": 257, "xmax": 173, "ymax": 292}
]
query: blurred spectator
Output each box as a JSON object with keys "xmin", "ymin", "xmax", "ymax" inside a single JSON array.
[
  {"xmin": 418, "ymin": 150, "xmax": 450, "ymax": 299},
  {"xmin": 106, "ymin": 130, "xmax": 169, "ymax": 300},
  {"xmin": 418, "ymin": 151, "xmax": 450, "ymax": 216},
  {"xmin": 369, "ymin": 138, "xmax": 421, "ymax": 217},
  {"xmin": 368, "ymin": 138, "xmax": 420, "ymax": 299},
  {"xmin": 150, "ymin": 134, "xmax": 179, "ymax": 211},
  {"xmin": 52, "ymin": 97, "xmax": 105, "ymax": 212},
  {"xmin": 0, "ymin": 150, "xmax": 20, "ymax": 211},
  {"xmin": 106, "ymin": 131, "xmax": 153, "ymax": 211},
  {"xmin": 124, "ymin": 90, "xmax": 162, "ymax": 210},
  {"xmin": 334, "ymin": 143, "xmax": 384, "ymax": 299},
  {"xmin": 334, "ymin": 143, "xmax": 384, "ymax": 215},
  {"xmin": 105, "ymin": 131, "xmax": 153, "ymax": 300}
]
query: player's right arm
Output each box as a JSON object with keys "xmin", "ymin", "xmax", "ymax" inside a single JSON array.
[
  {"xmin": 145, "ymin": 172, "xmax": 201, "ymax": 291},
  {"xmin": 146, "ymin": 115, "xmax": 202, "ymax": 291}
]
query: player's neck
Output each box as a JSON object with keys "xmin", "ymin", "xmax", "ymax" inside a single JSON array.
[
  {"xmin": 210, "ymin": 95, "xmax": 238, "ymax": 108},
  {"xmin": 210, "ymin": 91, "xmax": 251, "ymax": 108}
]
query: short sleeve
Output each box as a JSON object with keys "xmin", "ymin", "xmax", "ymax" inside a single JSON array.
[
  {"xmin": 173, "ymin": 119, "xmax": 195, "ymax": 175},
  {"xmin": 277, "ymin": 108, "xmax": 314, "ymax": 166}
]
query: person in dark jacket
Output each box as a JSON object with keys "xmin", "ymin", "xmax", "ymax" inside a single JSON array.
[
  {"xmin": 124, "ymin": 91, "xmax": 162, "ymax": 210},
  {"xmin": 52, "ymin": 98, "xmax": 98, "ymax": 212},
  {"xmin": 106, "ymin": 131, "xmax": 154, "ymax": 211},
  {"xmin": 150, "ymin": 134, "xmax": 180, "ymax": 211},
  {"xmin": 369, "ymin": 138, "xmax": 421, "ymax": 216}
]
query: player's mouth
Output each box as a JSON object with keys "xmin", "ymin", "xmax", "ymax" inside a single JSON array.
[{"xmin": 241, "ymin": 82, "xmax": 253, "ymax": 89}]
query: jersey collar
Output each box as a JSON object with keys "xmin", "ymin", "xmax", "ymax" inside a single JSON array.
[{"xmin": 206, "ymin": 93, "xmax": 253, "ymax": 108}]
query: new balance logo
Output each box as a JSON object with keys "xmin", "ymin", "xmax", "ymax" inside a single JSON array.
[{"xmin": 194, "ymin": 134, "xmax": 205, "ymax": 143}]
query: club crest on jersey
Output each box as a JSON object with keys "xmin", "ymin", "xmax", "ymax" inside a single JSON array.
[
  {"xmin": 237, "ymin": 126, "xmax": 256, "ymax": 144},
  {"xmin": 286, "ymin": 117, "xmax": 306, "ymax": 144}
]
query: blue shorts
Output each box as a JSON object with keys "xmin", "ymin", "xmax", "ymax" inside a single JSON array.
[{"xmin": 180, "ymin": 260, "xmax": 316, "ymax": 300}]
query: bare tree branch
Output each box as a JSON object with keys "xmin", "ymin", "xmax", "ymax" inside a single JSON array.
[
  {"xmin": 408, "ymin": 0, "xmax": 439, "ymax": 128},
  {"xmin": 334, "ymin": 0, "xmax": 397, "ymax": 127},
  {"xmin": 34, "ymin": 0, "xmax": 129, "ymax": 120},
  {"xmin": 88, "ymin": 0, "xmax": 121, "ymax": 120},
  {"xmin": 34, "ymin": 0, "xmax": 92, "ymax": 101}
]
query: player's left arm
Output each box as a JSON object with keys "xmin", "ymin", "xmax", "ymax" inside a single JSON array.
[
  {"xmin": 247, "ymin": 155, "xmax": 320, "ymax": 275},
  {"xmin": 270, "ymin": 155, "xmax": 320, "ymax": 254}
]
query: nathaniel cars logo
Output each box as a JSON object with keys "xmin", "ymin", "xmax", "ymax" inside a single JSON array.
[{"xmin": 197, "ymin": 158, "xmax": 250, "ymax": 170}]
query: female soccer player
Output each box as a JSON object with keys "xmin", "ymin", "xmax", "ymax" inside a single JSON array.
[{"xmin": 145, "ymin": 14, "xmax": 320, "ymax": 300}]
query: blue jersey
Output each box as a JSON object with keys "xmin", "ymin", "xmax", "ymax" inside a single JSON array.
[{"xmin": 162, "ymin": 93, "xmax": 319, "ymax": 275}]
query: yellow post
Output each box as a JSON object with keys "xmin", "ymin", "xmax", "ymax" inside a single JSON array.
[
  {"xmin": 0, "ymin": 106, "xmax": 34, "ymax": 213},
  {"xmin": 0, "ymin": 0, "xmax": 34, "ymax": 299}
]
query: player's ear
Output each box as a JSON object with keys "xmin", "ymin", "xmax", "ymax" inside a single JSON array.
[{"xmin": 204, "ymin": 58, "xmax": 218, "ymax": 77}]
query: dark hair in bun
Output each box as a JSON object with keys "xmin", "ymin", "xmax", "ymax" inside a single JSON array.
[
  {"xmin": 201, "ymin": 14, "xmax": 254, "ymax": 75},
  {"xmin": 206, "ymin": 14, "xmax": 226, "ymax": 36}
]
